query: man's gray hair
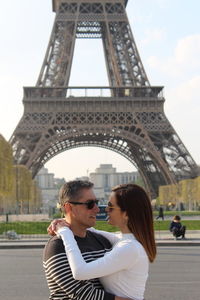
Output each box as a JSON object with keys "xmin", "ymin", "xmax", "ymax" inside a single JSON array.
[{"xmin": 59, "ymin": 180, "xmax": 94, "ymax": 213}]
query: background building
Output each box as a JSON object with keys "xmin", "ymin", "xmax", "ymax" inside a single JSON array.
[
  {"xmin": 90, "ymin": 164, "xmax": 139, "ymax": 203},
  {"xmin": 35, "ymin": 164, "xmax": 140, "ymax": 212},
  {"xmin": 35, "ymin": 167, "xmax": 65, "ymax": 214}
]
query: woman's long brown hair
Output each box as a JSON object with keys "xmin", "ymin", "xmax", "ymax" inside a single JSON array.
[{"xmin": 112, "ymin": 183, "xmax": 156, "ymax": 262}]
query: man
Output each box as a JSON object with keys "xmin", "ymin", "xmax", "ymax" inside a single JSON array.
[
  {"xmin": 156, "ymin": 206, "xmax": 164, "ymax": 220},
  {"xmin": 43, "ymin": 180, "xmax": 126, "ymax": 300},
  {"xmin": 169, "ymin": 215, "xmax": 186, "ymax": 240}
]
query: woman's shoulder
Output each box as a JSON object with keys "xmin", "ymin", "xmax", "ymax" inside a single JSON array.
[
  {"xmin": 116, "ymin": 235, "xmax": 138, "ymax": 249},
  {"xmin": 117, "ymin": 235, "xmax": 146, "ymax": 256}
]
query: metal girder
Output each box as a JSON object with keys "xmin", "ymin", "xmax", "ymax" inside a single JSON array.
[
  {"xmin": 38, "ymin": 0, "xmax": 149, "ymax": 87},
  {"xmin": 10, "ymin": 0, "xmax": 199, "ymax": 198},
  {"xmin": 52, "ymin": 0, "xmax": 129, "ymax": 12},
  {"xmin": 10, "ymin": 86, "xmax": 198, "ymax": 198}
]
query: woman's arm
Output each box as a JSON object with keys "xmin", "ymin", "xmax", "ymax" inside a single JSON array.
[
  {"xmin": 88, "ymin": 227, "xmax": 120, "ymax": 245},
  {"xmin": 58, "ymin": 227, "xmax": 138, "ymax": 281}
]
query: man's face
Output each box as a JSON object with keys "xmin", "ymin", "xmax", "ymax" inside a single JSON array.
[{"xmin": 69, "ymin": 188, "xmax": 100, "ymax": 229}]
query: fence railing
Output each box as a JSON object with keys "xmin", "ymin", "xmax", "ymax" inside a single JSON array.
[{"xmin": 23, "ymin": 86, "xmax": 164, "ymax": 100}]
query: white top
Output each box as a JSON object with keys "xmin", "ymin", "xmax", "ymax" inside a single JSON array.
[{"xmin": 58, "ymin": 227, "xmax": 149, "ymax": 300}]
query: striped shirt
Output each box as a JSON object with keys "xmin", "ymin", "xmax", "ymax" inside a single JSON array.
[{"xmin": 43, "ymin": 230, "xmax": 114, "ymax": 300}]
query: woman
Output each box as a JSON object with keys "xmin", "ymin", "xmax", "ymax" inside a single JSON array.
[{"xmin": 53, "ymin": 184, "xmax": 156, "ymax": 300}]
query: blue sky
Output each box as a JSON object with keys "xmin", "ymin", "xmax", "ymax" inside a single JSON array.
[{"xmin": 0, "ymin": 0, "xmax": 199, "ymax": 180}]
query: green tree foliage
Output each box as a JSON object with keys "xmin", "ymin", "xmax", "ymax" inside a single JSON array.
[
  {"xmin": 0, "ymin": 135, "xmax": 14, "ymax": 213},
  {"xmin": 0, "ymin": 135, "xmax": 14, "ymax": 196},
  {"xmin": 159, "ymin": 177, "xmax": 200, "ymax": 210},
  {"xmin": 12, "ymin": 165, "xmax": 42, "ymax": 214},
  {"xmin": 0, "ymin": 135, "xmax": 42, "ymax": 214}
]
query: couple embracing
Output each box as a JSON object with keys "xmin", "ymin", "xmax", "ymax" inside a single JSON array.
[{"xmin": 43, "ymin": 180, "xmax": 156, "ymax": 300}]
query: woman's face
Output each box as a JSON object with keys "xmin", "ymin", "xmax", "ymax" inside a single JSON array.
[{"xmin": 106, "ymin": 192, "xmax": 128, "ymax": 229}]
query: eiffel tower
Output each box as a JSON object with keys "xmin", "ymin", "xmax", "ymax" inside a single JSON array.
[{"xmin": 10, "ymin": 0, "xmax": 198, "ymax": 198}]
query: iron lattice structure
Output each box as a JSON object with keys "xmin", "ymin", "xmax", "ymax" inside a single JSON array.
[{"xmin": 10, "ymin": 0, "xmax": 198, "ymax": 198}]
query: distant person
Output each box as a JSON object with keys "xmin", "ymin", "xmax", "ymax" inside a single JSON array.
[
  {"xmin": 169, "ymin": 215, "xmax": 186, "ymax": 240},
  {"xmin": 156, "ymin": 206, "xmax": 164, "ymax": 220},
  {"xmin": 50, "ymin": 183, "xmax": 157, "ymax": 300}
]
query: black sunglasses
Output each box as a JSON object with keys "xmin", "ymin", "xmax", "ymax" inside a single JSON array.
[
  {"xmin": 106, "ymin": 201, "xmax": 121, "ymax": 212},
  {"xmin": 69, "ymin": 199, "xmax": 99, "ymax": 210}
]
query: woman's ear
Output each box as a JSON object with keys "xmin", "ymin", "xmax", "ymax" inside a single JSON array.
[{"xmin": 123, "ymin": 211, "xmax": 129, "ymax": 224}]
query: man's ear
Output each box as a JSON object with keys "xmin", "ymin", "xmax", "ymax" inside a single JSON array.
[{"xmin": 63, "ymin": 202, "xmax": 71, "ymax": 214}]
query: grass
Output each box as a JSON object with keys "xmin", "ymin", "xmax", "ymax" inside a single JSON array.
[
  {"xmin": 0, "ymin": 222, "xmax": 50, "ymax": 234},
  {"xmin": 153, "ymin": 220, "xmax": 200, "ymax": 231},
  {"xmin": 95, "ymin": 220, "xmax": 200, "ymax": 231},
  {"xmin": 0, "ymin": 220, "xmax": 200, "ymax": 234}
]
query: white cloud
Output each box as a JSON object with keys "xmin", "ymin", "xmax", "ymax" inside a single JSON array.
[
  {"xmin": 147, "ymin": 55, "xmax": 160, "ymax": 68},
  {"xmin": 147, "ymin": 34, "xmax": 200, "ymax": 78},
  {"xmin": 154, "ymin": 0, "xmax": 169, "ymax": 7},
  {"xmin": 164, "ymin": 76, "xmax": 200, "ymax": 164},
  {"xmin": 166, "ymin": 75, "xmax": 200, "ymax": 110},
  {"xmin": 141, "ymin": 28, "xmax": 166, "ymax": 45},
  {"xmin": 147, "ymin": 34, "xmax": 200, "ymax": 165},
  {"xmin": 174, "ymin": 34, "xmax": 200, "ymax": 67}
]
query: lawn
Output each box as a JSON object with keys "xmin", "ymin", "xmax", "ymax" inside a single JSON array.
[
  {"xmin": 0, "ymin": 221, "xmax": 50, "ymax": 234},
  {"xmin": 95, "ymin": 220, "xmax": 200, "ymax": 231},
  {"xmin": 0, "ymin": 220, "xmax": 200, "ymax": 234}
]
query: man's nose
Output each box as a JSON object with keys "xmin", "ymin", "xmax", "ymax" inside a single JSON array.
[{"xmin": 94, "ymin": 203, "xmax": 100, "ymax": 212}]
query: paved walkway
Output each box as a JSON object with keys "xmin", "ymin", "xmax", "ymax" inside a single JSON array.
[
  {"xmin": 155, "ymin": 230, "xmax": 200, "ymax": 239},
  {"xmin": 155, "ymin": 230, "xmax": 200, "ymax": 246},
  {"xmin": 0, "ymin": 231, "xmax": 200, "ymax": 248}
]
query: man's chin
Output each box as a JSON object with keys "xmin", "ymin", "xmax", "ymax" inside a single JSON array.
[{"xmin": 89, "ymin": 218, "xmax": 96, "ymax": 226}]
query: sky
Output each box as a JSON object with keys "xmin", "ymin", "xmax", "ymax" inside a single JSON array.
[{"xmin": 0, "ymin": 0, "xmax": 199, "ymax": 181}]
